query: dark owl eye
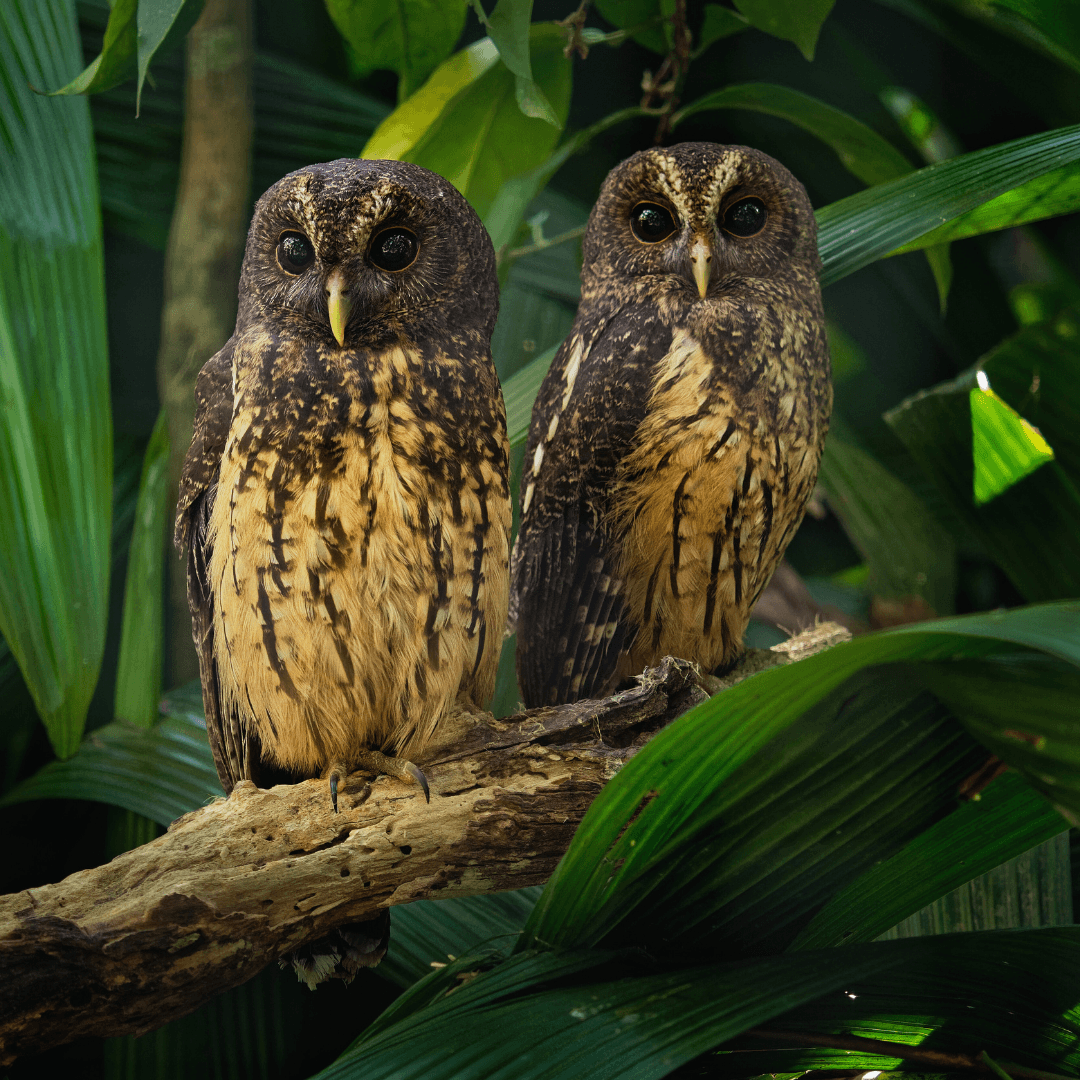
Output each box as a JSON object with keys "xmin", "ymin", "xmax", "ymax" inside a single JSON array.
[
  {"xmin": 370, "ymin": 227, "xmax": 419, "ymax": 272},
  {"xmin": 722, "ymin": 197, "xmax": 768, "ymax": 237},
  {"xmin": 630, "ymin": 203, "xmax": 677, "ymax": 243},
  {"xmin": 276, "ymin": 231, "xmax": 315, "ymax": 273}
]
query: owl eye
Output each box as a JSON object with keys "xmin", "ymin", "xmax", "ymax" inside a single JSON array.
[
  {"xmin": 722, "ymin": 197, "xmax": 768, "ymax": 237},
  {"xmin": 630, "ymin": 203, "xmax": 677, "ymax": 243},
  {"xmin": 370, "ymin": 227, "xmax": 419, "ymax": 272},
  {"xmin": 276, "ymin": 231, "xmax": 315, "ymax": 273}
]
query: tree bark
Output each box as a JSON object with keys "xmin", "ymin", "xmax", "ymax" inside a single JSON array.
[
  {"xmin": 158, "ymin": 0, "xmax": 253, "ymax": 687},
  {"xmin": 0, "ymin": 627, "xmax": 848, "ymax": 1063}
]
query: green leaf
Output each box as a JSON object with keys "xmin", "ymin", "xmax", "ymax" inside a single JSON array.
[
  {"xmin": 0, "ymin": 694, "xmax": 224, "ymax": 826},
  {"xmin": 326, "ymin": 947, "xmax": 904, "ymax": 1080},
  {"xmin": 986, "ymin": 0, "xmax": 1080, "ymax": 74},
  {"xmin": 818, "ymin": 432, "xmax": 956, "ymax": 614},
  {"xmin": 325, "ymin": 0, "xmax": 469, "ymax": 101},
  {"xmin": 817, "ymin": 123, "xmax": 1080, "ymax": 287},
  {"xmin": 971, "ymin": 381, "xmax": 1056, "ymax": 504},
  {"xmin": 519, "ymin": 602, "xmax": 1080, "ymax": 952},
  {"xmin": 886, "ymin": 324, "xmax": 1080, "ymax": 601},
  {"xmin": 793, "ymin": 771, "xmax": 1069, "ymax": 949},
  {"xmin": 47, "ymin": 0, "xmax": 139, "ymax": 96},
  {"xmin": 593, "ymin": 0, "xmax": 667, "ymax": 55},
  {"xmin": 364, "ymin": 25, "xmax": 571, "ymax": 219},
  {"xmin": 134, "ymin": 0, "xmax": 206, "ymax": 113},
  {"xmin": 381, "ymin": 888, "xmax": 541, "ymax": 986},
  {"xmin": 694, "ymin": 4, "xmax": 750, "ymax": 55},
  {"xmin": 473, "ymin": 0, "xmax": 559, "ymax": 126},
  {"xmin": 113, "ymin": 411, "xmax": 170, "ymax": 728},
  {"xmin": 674, "ymin": 83, "xmax": 914, "ymax": 186},
  {"xmin": 503, "ymin": 346, "xmax": 557, "ymax": 448},
  {"xmin": 732, "ymin": 0, "xmax": 835, "ymax": 60},
  {"xmin": 894, "ymin": 162, "xmax": 1080, "ymax": 253},
  {"xmin": 0, "ymin": 0, "xmax": 113, "ymax": 756}
]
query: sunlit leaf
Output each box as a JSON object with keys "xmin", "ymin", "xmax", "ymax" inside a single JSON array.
[
  {"xmin": 732, "ymin": 0, "xmax": 835, "ymax": 59},
  {"xmin": 364, "ymin": 25, "xmax": 571, "ymax": 219},
  {"xmin": 818, "ymin": 123, "xmax": 1080, "ymax": 286},
  {"xmin": 971, "ymin": 378, "xmax": 1055, "ymax": 504},
  {"xmin": 886, "ymin": 322, "xmax": 1080, "ymax": 601},
  {"xmin": 792, "ymin": 771, "xmax": 1068, "ymax": 948},
  {"xmin": 0, "ymin": 0, "xmax": 113, "ymax": 756},
  {"xmin": 113, "ymin": 411, "xmax": 170, "ymax": 728},
  {"xmin": 893, "ymin": 162, "xmax": 1080, "ymax": 253},
  {"xmin": 47, "ymin": 0, "xmax": 138, "ymax": 97},
  {"xmin": 324, "ymin": 0, "xmax": 468, "ymax": 101}
]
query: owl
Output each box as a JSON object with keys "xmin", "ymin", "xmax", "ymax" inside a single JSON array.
[
  {"xmin": 510, "ymin": 143, "xmax": 831, "ymax": 707},
  {"xmin": 175, "ymin": 157, "xmax": 510, "ymax": 819}
]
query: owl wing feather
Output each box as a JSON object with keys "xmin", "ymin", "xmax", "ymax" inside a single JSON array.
[
  {"xmin": 174, "ymin": 340, "xmax": 264, "ymax": 794},
  {"xmin": 511, "ymin": 305, "xmax": 673, "ymax": 707}
]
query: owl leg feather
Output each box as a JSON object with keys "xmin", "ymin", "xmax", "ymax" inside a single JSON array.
[{"xmin": 324, "ymin": 752, "xmax": 430, "ymax": 812}]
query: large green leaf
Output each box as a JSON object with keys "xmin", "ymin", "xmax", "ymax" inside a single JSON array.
[
  {"xmin": 327, "ymin": 929, "xmax": 1080, "ymax": 1080},
  {"xmin": 0, "ymin": 681, "xmax": 223, "ymax": 825},
  {"xmin": 519, "ymin": 603, "xmax": 1080, "ymax": 952},
  {"xmin": 325, "ymin": 0, "xmax": 468, "ymax": 101},
  {"xmin": 113, "ymin": 410, "xmax": 170, "ymax": 728},
  {"xmin": 792, "ymin": 771, "xmax": 1069, "ymax": 949},
  {"xmin": 0, "ymin": 0, "xmax": 113, "ymax": 756},
  {"xmin": 817, "ymin": 123, "xmax": 1080, "ymax": 286},
  {"xmin": 885, "ymin": 318, "xmax": 1080, "ymax": 602},
  {"xmin": 592, "ymin": 0, "xmax": 667, "ymax": 55},
  {"xmin": 364, "ymin": 25, "xmax": 571, "ymax": 219}
]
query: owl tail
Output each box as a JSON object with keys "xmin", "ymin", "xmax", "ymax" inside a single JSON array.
[{"xmin": 282, "ymin": 910, "xmax": 390, "ymax": 989}]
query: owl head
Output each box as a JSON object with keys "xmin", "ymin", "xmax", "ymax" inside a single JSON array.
[
  {"xmin": 236, "ymin": 158, "xmax": 498, "ymax": 349},
  {"xmin": 581, "ymin": 142, "xmax": 819, "ymax": 303}
]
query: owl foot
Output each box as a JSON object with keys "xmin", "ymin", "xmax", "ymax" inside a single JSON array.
[{"xmin": 324, "ymin": 753, "xmax": 430, "ymax": 812}]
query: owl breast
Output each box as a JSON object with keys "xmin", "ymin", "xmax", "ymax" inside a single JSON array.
[
  {"xmin": 610, "ymin": 306, "xmax": 829, "ymax": 677},
  {"xmin": 208, "ymin": 344, "xmax": 509, "ymax": 774}
]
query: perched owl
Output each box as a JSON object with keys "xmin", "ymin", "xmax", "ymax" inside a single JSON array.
[
  {"xmin": 510, "ymin": 143, "xmax": 831, "ymax": 707},
  {"xmin": 175, "ymin": 158, "xmax": 509, "ymax": 837}
]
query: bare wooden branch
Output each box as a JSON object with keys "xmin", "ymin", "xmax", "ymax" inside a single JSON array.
[{"xmin": 0, "ymin": 627, "xmax": 847, "ymax": 1063}]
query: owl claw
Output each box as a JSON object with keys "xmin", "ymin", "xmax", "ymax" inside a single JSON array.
[{"xmin": 404, "ymin": 762, "xmax": 430, "ymax": 803}]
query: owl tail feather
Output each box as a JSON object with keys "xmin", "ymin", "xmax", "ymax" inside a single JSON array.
[{"xmin": 282, "ymin": 910, "xmax": 391, "ymax": 989}]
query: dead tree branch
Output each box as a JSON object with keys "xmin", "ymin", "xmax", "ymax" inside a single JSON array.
[{"xmin": 0, "ymin": 626, "xmax": 846, "ymax": 1062}]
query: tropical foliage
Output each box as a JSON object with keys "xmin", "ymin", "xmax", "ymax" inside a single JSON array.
[{"xmin": 1, "ymin": 0, "xmax": 1080, "ymax": 1077}]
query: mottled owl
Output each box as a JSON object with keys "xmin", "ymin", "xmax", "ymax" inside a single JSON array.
[
  {"xmin": 175, "ymin": 157, "xmax": 511, "ymax": 816},
  {"xmin": 510, "ymin": 142, "xmax": 831, "ymax": 707}
]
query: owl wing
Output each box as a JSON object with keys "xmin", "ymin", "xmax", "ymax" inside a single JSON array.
[
  {"xmin": 174, "ymin": 339, "xmax": 255, "ymax": 794},
  {"xmin": 510, "ymin": 305, "xmax": 672, "ymax": 707}
]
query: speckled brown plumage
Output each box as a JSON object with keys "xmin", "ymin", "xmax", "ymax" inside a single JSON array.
[
  {"xmin": 510, "ymin": 143, "xmax": 831, "ymax": 707},
  {"xmin": 175, "ymin": 157, "xmax": 510, "ymax": 809}
]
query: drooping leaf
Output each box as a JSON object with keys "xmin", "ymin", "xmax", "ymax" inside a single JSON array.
[
  {"xmin": 818, "ymin": 432, "xmax": 956, "ymax": 615},
  {"xmin": 792, "ymin": 771, "xmax": 1069, "ymax": 949},
  {"xmin": 674, "ymin": 82, "xmax": 914, "ymax": 186},
  {"xmin": 817, "ymin": 123, "xmax": 1080, "ymax": 286},
  {"xmin": 732, "ymin": 0, "xmax": 836, "ymax": 60},
  {"xmin": 324, "ymin": 0, "xmax": 469, "ymax": 101},
  {"xmin": 0, "ymin": 681, "xmax": 222, "ymax": 825},
  {"xmin": 592, "ymin": 0, "xmax": 668, "ymax": 55},
  {"xmin": 113, "ymin": 411, "xmax": 170, "ymax": 728},
  {"xmin": 694, "ymin": 4, "xmax": 750, "ymax": 55},
  {"xmin": 474, "ymin": 0, "xmax": 559, "ymax": 125},
  {"xmin": 519, "ymin": 603, "xmax": 1080, "ymax": 953},
  {"xmin": 0, "ymin": 0, "xmax": 113, "ymax": 756},
  {"xmin": 363, "ymin": 25, "xmax": 572, "ymax": 219},
  {"xmin": 886, "ymin": 322, "xmax": 1080, "ymax": 601},
  {"xmin": 134, "ymin": 0, "xmax": 206, "ymax": 112}
]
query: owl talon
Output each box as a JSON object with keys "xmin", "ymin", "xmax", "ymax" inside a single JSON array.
[{"xmin": 403, "ymin": 761, "xmax": 430, "ymax": 803}]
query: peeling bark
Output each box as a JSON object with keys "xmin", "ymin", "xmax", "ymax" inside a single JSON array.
[{"xmin": 0, "ymin": 627, "xmax": 847, "ymax": 1063}]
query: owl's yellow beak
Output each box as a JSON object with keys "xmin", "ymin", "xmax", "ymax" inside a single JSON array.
[
  {"xmin": 326, "ymin": 268, "xmax": 352, "ymax": 347},
  {"xmin": 689, "ymin": 236, "xmax": 713, "ymax": 299}
]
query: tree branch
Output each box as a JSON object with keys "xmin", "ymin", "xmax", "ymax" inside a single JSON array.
[{"xmin": 0, "ymin": 628, "xmax": 846, "ymax": 1063}]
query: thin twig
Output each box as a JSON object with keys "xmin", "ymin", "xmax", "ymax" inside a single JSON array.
[{"xmin": 505, "ymin": 225, "xmax": 587, "ymax": 261}]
